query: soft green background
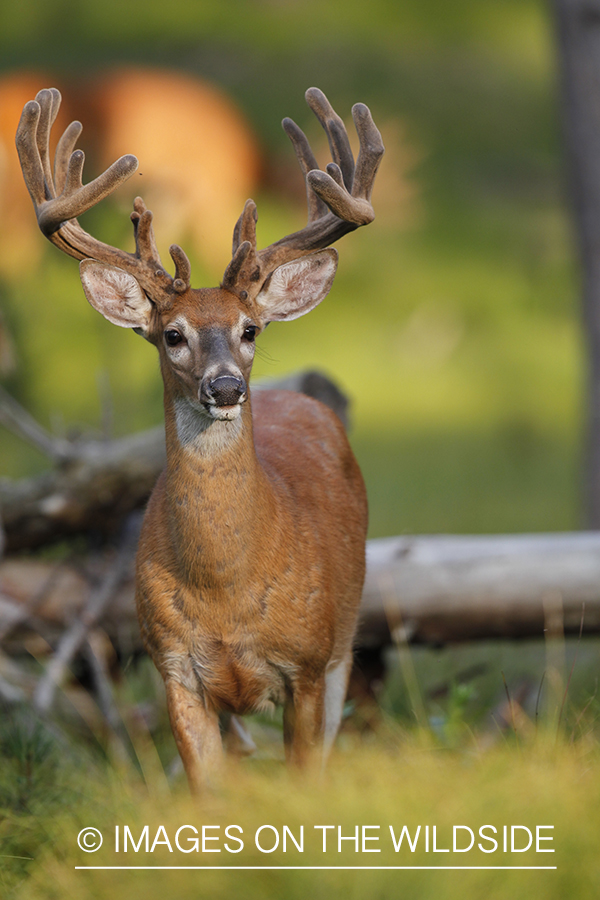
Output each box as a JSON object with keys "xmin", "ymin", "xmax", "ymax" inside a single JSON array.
[
  {"xmin": 0, "ymin": 0, "xmax": 582, "ymax": 539},
  {"xmin": 0, "ymin": 8, "xmax": 597, "ymax": 899}
]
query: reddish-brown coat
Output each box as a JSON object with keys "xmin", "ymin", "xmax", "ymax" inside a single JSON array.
[{"xmin": 136, "ymin": 386, "xmax": 367, "ymax": 756}]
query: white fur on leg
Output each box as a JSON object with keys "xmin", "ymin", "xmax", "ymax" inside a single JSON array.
[{"xmin": 322, "ymin": 654, "xmax": 352, "ymax": 763}]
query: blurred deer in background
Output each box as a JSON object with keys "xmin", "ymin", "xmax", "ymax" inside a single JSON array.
[{"xmin": 16, "ymin": 85, "xmax": 383, "ymax": 791}]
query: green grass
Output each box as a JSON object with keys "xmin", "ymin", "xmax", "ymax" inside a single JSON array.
[
  {"xmin": 1, "ymin": 627, "xmax": 598, "ymax": 898},
  {"xmin": 1, "ymin": 619, "xmax": 598, "ymax": 898},
  {"xmin": 1, "ymin": 710, "xmax": 598, "ymax": 899}
]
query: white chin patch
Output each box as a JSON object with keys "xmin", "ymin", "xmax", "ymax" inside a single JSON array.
[{"xmin": 208, "ymin": 404, "xmax": 242, "ymax": 421}]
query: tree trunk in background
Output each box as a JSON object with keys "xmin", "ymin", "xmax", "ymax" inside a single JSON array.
[{"xmin": 554, "ymin": 0, "xmax": 600, "ymax": 525}]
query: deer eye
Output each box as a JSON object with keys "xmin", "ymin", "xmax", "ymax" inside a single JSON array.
[
  {"xmin": 165, "ymin": 329, "xmax": 183, "ymax": 347},
  {"xmin": 243, "ymin": 325, "xmax": 257, "ymax": 342}
]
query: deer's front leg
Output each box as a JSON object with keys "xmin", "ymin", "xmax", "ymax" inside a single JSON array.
[
  {"xmin": 165, "ymin": 680, "xmax": 223, "ymax": 794},
  {"xmin": 283, "ymin": 679, "xmax": 326, "ymax": 768}
]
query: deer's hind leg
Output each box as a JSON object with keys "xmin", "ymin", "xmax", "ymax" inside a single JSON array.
[{"xmin": 322, "ymin": 652, "xmax": 353, "ymax": 761}]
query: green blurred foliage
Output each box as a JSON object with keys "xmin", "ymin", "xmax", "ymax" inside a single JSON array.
[
  {"xmin": 0, "ymin": 0, "xmax": 549, "ymax": 58},
  {"xmin": 0, "ymin": 0, "xmax": 583, "ymax": 536}
]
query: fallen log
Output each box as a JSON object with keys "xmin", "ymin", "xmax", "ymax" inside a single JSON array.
[
  {"xmin": 1, "ymin": 533, "xmax": 599, "ymax": 662},
  {"xmin": 360, "ymin": 532, "xmax": 600, "ymax": 645},
  {"xmin": 0, "ymin": 427, "xmax": 166, "ymax": 554},
  {"xmin": 0, "ymin": 552, "xmax": 139, "ymax": 656}
]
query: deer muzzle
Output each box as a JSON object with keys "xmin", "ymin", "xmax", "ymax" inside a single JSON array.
[{"xmin": 201, "ymin": 374, "xmax": 247, "ymax": 412}]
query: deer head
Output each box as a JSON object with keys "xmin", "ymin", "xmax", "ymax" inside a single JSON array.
[{"xmin": 16, "ymin": 86, "xmax": 383, "ymax": 422}]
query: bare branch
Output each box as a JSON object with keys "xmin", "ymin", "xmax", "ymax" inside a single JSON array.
[
  {"xmin": 84, "ymin": 631, "xmax": 125, "ymax": 735},
  {"xmin": 32, "ymin": 520, "xmax": 137, "ymax": 714},
  {"xmin": 0, "ymin": 384, "xmax": 73, "ymax": 462}
]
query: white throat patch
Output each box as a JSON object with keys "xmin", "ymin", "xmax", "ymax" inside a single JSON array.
[{"xmin": 173, "ymin": 397, "xmax": 243, "ymax": 454}]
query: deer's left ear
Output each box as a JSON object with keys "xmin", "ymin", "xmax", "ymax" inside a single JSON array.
[{"xmin": 255, "ymin": 249, "xmax": 338, "ymax": 322}]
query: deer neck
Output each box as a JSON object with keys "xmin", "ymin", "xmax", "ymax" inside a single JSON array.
[{"xmin": 162, "ymin": 390, "xmax": 274, "ymax": 588}]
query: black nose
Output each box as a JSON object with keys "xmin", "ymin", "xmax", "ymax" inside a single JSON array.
[{"xmin": 204, "ymin": 375, "xmax": 246, "ymax": 407}]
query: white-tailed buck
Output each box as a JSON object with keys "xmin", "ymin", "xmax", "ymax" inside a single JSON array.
[{"xmin": 16, "ymin": 86, "xmax": 383, "ymax": 791}]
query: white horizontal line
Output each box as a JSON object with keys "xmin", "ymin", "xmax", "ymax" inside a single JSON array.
[{"xmin": 75, "ymin": 866, "xmax": 558, "ymax": 871}]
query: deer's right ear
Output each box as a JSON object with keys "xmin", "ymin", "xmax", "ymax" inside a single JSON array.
[{"xmin": 80, "ymin": 260, "xmax": 154, "ymax": 336}]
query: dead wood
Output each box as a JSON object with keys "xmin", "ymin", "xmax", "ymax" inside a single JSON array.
[
  {"xmin": 360, "ymin": 532, "xmax": 600, "ymax": 645},
  {"xmin": 2, "ymin": 532, "xmax": 600, "ymax": 670}
]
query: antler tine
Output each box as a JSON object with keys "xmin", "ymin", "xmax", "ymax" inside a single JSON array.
[
  {"xmin": 35, "ymin": 89, "xmax": 61, "ymax": 199},
  {"xmin": 132, "ymin": 197, "xmax": 162, "ymax": 265},
  {"xmin": 222, "ymin": 241, "xmax": 252, "ymax": 291},
  {"xmin": 282, "ymin": 117, "xmax": 329, "ymax": 223},
  {"xmin": 229, "ymin": 199, "xmax": 259, "ymax": 299},
  {"xmin": 350, "ymin": 102, "xmax": 385, "ymax": 202},
  {"xmin": 16, "ymin": 100, "xmax": 47, "ymax": 207},
  {"xmin": 232, "ymin": 208, "xmax": 244, "ymax": 255},
  {"xmin": 305, "ymin": 170, "xmax": 374, "ymax": 226},
  {"xmin": 231, "ymin": 199, "xmax": 258, "ymax": 255},
  {"xmin": 305, "ymin": 87, "xmax": 355, "ymax": 191},
  {"xmin": 54, "ymin": 120, "xmax": 83, "ymax": 194},
  {"xmin": 224, "ymin": 200, "xmax": 258, "ymax": 292},
  {"xmin": 169, "ymin": 244, "xmax": 192, "ymax": 292}
]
